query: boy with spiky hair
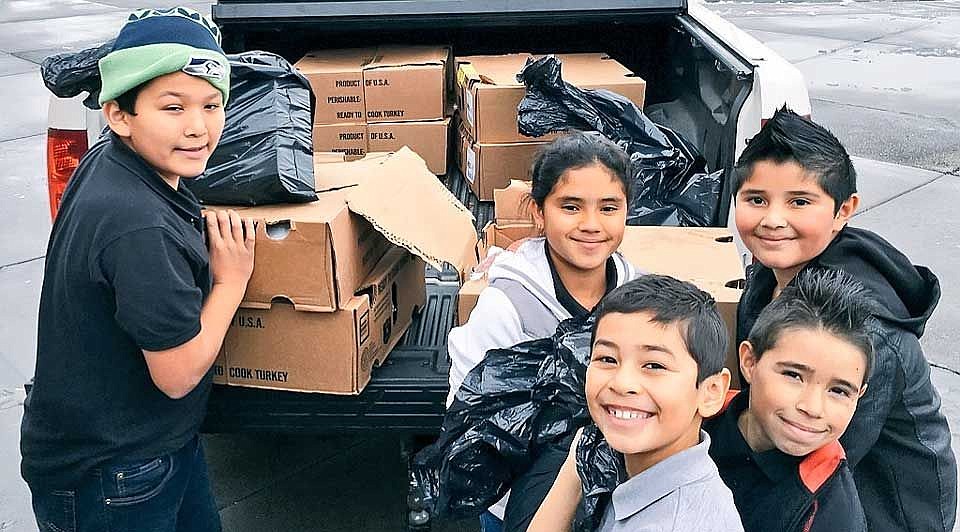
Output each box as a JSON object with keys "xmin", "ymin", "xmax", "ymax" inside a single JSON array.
[
  {"xmin": 733, "ymin": 106, "xmax": 956, "ymax": 532},
  {"xmin": 21, "ymin": 7, "xmax": 252, "ymax": 531},
  {"xmin": 706, "ymin": 269, "xmax": 873, "ymax": 532}
]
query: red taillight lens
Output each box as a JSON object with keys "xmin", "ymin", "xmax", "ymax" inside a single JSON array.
[{"xmin": 47, "ymin": 128, "xmax": 88, "ymax": 221}]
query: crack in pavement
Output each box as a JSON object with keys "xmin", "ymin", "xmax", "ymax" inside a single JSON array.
[
  {"xmin": 0, "ymin": 391, "xmax": 24, "ymax": 411},
  {"xmin": 932, "ymin": 363, "xmax": 960, "ymax": 378},
  {"xmin": 810, "ymin": 97, "xmax": 960, "ymax": 130},
  {"xmin": 739, "ymin": 16, "xmax": 940, "ymax": 66},
  {"xmin": 0, "ymin": 256, "xmax": 45, "ymax": 271},
  {"xmin": 0, "ymin": 132, "xmax": 45, "ymax": 145},
  {"xmin": 854, "ymin": 173, "xmax": 949, "ymax": 217}
]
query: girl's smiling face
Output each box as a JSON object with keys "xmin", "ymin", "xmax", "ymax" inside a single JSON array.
[{"xmin": 532, "ymin": 163, "xmax": 627, "ymax": 279}]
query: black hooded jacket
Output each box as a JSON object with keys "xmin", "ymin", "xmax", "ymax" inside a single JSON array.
[{"xmin": 738, "ymin": 226, "xmax": 957, "ymax": 532}]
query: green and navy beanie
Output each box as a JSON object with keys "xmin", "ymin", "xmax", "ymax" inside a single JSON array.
[{"xmin": 98, "ymin": 6, "xmax": 230, "ymax": 106}]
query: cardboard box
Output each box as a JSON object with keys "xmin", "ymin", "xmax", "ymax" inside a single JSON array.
[
  {"xmin": 221, "ymin": 248, "xmax": 426, "ymax": 394},
  {"xmin": 296, "ymin": 48, "xmax": 367, "ymax": 125},
  {"xmin": 494, "ymin": 179, "xmax": 535, "ymax": 225},
  {"xmin": 227, "ymin": 190, "xmax": 393, "ymax": 312},
  {"xmin": 457, "ymin": 224, "xmax": 746, "ymax": 386},
  {"xmin": 368, "ymin": 120, "xmax": 450, "ymax": 174},
  {"xmin": 457, "ymin": 53, "xmax": 646, "ymax": 143},
  {"xmin": 457, "ymin": 128, "xmax": 548, "ymax": 200},
  {"xmin": 216, "ymin": 148, "xmax": 477, "ymax": 313},
  {"xmin": 296, "ymin": 46, "xmax": 451, "ymax": 125},
  {"xmin": 213, "ymin": 148, "xmax": 478, "ymax": 395},
  {"xmin": 314, "ymin": 119, "xmax": 451, "ymax": 174}
]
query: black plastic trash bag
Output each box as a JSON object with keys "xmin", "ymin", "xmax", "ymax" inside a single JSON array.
[
  {"xmin": 573, "ymin": 424, "xmax": 622, "ymax": 532},
  {"xmin": 40, "ymin": 40, "xmax": 115, "ymax": 109},
  {"xmin": 188, "ymin": 51, "xmax": 317, "ymax": 205},
  {"xmin": 517, "ymin": 55, "xmax": 722, "ymax": 227},
  {"xmin": 413, "ymin": 316, "xmax": 595, "ymax": 518}
]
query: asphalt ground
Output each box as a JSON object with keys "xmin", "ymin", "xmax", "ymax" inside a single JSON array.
[{"xmin": 0, "ymin": 1, "xmax": 958, "ymax": 530}]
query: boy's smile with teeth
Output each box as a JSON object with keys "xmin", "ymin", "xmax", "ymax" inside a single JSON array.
[
  {"xmin": 606, "ymin": 406, "xmax": 655, "ymax": 421},
  {"xmin": 586, "ymin": 311, "xmax": 712, "ymax": 474}
]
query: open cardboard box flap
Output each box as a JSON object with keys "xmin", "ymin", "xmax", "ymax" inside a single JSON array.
[
  {"xmin": 216, "ymin": 148, "xmax": 476, "ymax": 311},
  {"xmin": 334, "ymin": 147, "xmax": 478, "ymax": 275},
  {"xmin": 315, "ymin": 152, "xmax": 392, "ymax": 192}
]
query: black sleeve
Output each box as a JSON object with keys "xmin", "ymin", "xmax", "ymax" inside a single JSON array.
[
  {"xmin": 839, "ymin": 318, "xmax": 900, "ymax": 467},
  {"xmin": 97, "ymin": 227, "xmax": 204, "ymax": 351},
  {"xmin": 807, "ymin": 469, "xmax": 867, "ymax": 532},
  {"xmin": 502, "ymin": 436, "xmax": 573, "ymax": 532}
]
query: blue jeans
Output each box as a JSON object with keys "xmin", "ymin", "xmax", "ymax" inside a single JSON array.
[
  {"xmin": 29, "ymin": 436, "xmax": 221, "ymax": 532},
  {"xmin": 480, "ymin": 511, "xmax": 503, "ymax": 532}
]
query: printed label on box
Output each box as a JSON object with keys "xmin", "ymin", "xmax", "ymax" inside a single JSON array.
[
  {"xmin": 463, "ymin": 87, "xmax": 476, "ymax": 130},
  {"xmin": 358, "ymin": 308, "xmax": 370, "ymax": 347},
  {"xmin": 465, "ymin": 147, "xmax": 478, "ymax": 184}
]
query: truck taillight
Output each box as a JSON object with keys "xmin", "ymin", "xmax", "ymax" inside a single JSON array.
[{"xmin": 47, "ymin": 128, "xmax": 87, "ymax": 221}]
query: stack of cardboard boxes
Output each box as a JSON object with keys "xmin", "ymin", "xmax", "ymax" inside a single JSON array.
[
  {"xmin": 458, "ymin": 180, "xmax": 747, "ymax": 386},
  {"xmin": 295, "ymin": 46, "xmax": 454, "ymax": 175},
  {"xmin": 210, "ymin": 47, "xmax": 744, "ymax": 395},
  {"xmin": 455, "ymin": 53, "xmax": 647, "ymax": 200},
  {"xmin": 212, "ymin": 149, "xmax": 477, "ymax": 394}
]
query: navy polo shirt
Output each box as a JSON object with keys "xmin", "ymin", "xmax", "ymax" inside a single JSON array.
[{"xmin": 21, "ymin": 132, "xmax": 213, "ymax": 489}]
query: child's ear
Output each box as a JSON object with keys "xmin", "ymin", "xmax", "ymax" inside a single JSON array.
[
  {"xmin": 739, "ymin": 341, "xmax": 758, "ymax": 386},
  {"xmin": 833, "ymin": 193, "xmax": 860, "ymax": 232},
  {"xmin": 697, "ymin": 368, "xmax": 731, "ymax": 418},
  {"xmin": 102, "ymin": 101, "xmax": 132, "ymax": 138},
  {"xmin": 857, "ymin": 383, "xmax": 868, "ymax": 399},
  {"xmin": 530, "ymin": 202, "xmax": 546, "ymax": 234}
]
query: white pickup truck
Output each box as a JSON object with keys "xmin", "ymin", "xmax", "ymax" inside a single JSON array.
[{"xmin": 43, "ymin": 1, "xmax": 811, "ymax": 529}]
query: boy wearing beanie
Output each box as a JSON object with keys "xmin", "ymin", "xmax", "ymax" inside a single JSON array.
[{"xmin": 21, "ymin": 7, "xmax": 252, "ymax": 531}]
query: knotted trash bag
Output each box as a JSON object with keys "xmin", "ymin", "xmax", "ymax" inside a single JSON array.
[
  {"xmin": 40, "ymin": 40, "xmax": 115, "ymax": 109},
  {"xmin": 516, "ymin": 55, "xmax": 722, "ymax": 227},
  {"xmin": 413, "ymin": 315, "xmax": 595, "ymax": 518}
]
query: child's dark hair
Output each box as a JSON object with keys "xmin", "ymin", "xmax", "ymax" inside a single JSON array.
[
  {"xmin": 734, "ymin": 107, "xmax": 856, "ymax": 213},
  {"xmin": 527, "ymin": 131, "xmax": 632, "ymax": 209},
  {"xmin": 113, "ymin": 81, "xmax": 149, "ymax": 115},
  {"xmin": 748, "ymin": 268, "xmax": 876, "ymax": 384},
  {"xmin": 592, "ymin": 274, "xmax": 728, "ymax": 384}
]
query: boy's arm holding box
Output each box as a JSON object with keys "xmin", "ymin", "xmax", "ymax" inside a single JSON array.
[{"xmin": 142, "ymin": 211, "xmax": 255, "ymax": 399}]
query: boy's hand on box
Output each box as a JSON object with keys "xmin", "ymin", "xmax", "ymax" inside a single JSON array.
[{"xmin": 205, "ymin": 210, "xmax": 255, "ymax": 288}]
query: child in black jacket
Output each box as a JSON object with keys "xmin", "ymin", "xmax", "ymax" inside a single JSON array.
[
  {"xmin": 732, "ymin": 107, "xmax": 956, "ymax": 532},
  {"xmin": 705, "ymin": 269, "xmax": 870, "ymax": 532}
]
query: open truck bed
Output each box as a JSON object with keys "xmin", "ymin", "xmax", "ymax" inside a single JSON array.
[{"xmin": 202, "ymin": 0, "xmax": 758, "ymax": 437}]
